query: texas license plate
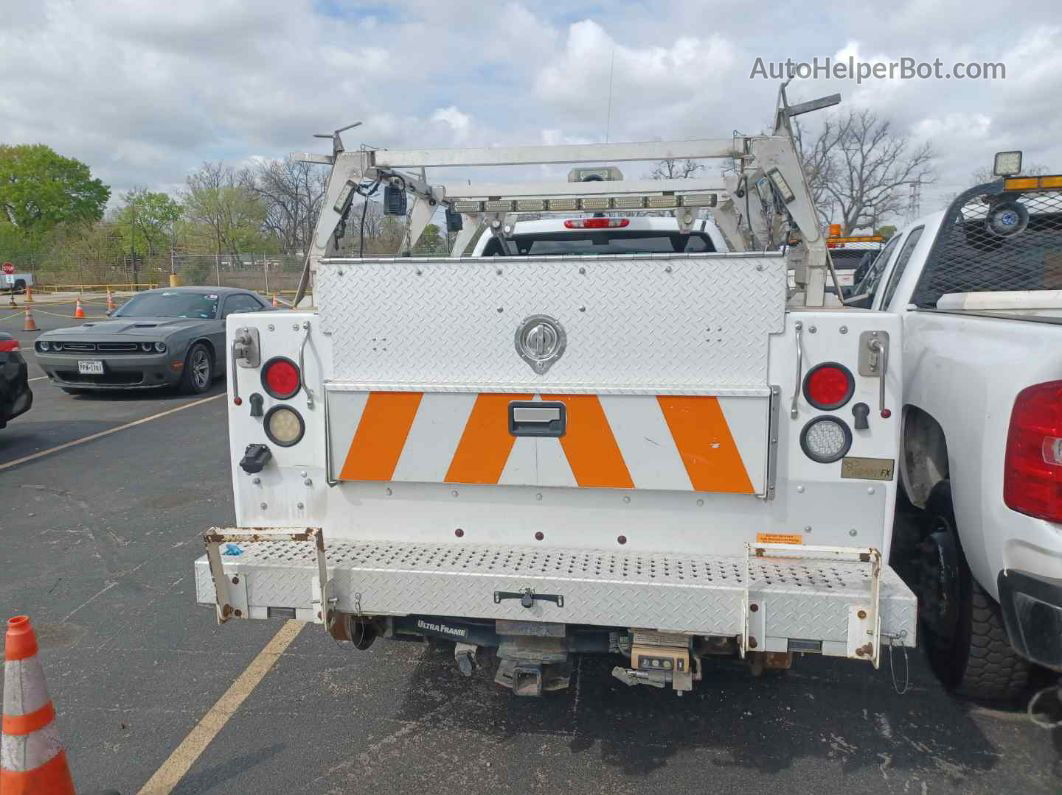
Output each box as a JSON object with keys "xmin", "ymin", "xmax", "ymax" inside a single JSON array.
[{"xmin": 77, "ymin": 360, "xmax": 104, "ymax": 375}]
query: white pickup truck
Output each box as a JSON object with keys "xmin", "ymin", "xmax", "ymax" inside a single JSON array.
[{"xmin": 851, "ymin": 168, "xmax": 1062, "ymax": 700}]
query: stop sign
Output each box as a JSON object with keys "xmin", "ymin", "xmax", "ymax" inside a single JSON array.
[{"xmin": 1, "ymin": 262, "xmax": 13, "ymax": 275}]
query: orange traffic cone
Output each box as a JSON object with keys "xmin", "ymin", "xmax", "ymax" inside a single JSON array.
[
  {"xmin": 24, "ymin": 286, "xmax": 33, "ymax": 304},
  {"xmin": 23, "ymin": 307, "xmax": 37, "ymax": 332},
  {"xmin": 106, "ymin": 289, "xmax": 116, "ymax": 312},
  {"xmin": 0, "ymin": 616, "xmax": 76, "ymax": 794},
  {"xmin": 73, "ymin": 298, "xmax": 85, "ymax": 319},
  {"xmin": 272, "ymin": 293, "xmax": 279, "ymax": 308}
]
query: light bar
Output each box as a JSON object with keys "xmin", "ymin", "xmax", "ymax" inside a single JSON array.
[
  {"xmin": 564, "ymin": 218, "xmax": 630, "ymax": 229},
  {"xmin": 452, "ymin": 200, "xmax": 483, "ymax": 213},
  {"xmin": 547, "ymin": 198, "xmax": 578, "ymax": 211},
  {"xmin": 579, "ymin": 197, "xmax": 611, "ymax": 211},
  {"xmin": 680, "ymin": 193, "xmax": 717, "ymax": 207},
  {"xmin": 611, "ymin": 196, "xmax": 645, "ymax": 210},
  {"xmin": 483, "ymin": 199, "xmax": 515, "ymax": 212},
  {"xmin": 515, "ymin": 199, "xmax": 546, "ymax": 212},
  {"xmin": 1003, "ymin": 175, "xmax": 1062, "ymax": 191},
  {"xmin": 827, "ymin": 235, "xmax": 884, "ymax": 245},
  {"xmin": 646, "ymin": 195, "xmax": 678, "ymax": 209}
]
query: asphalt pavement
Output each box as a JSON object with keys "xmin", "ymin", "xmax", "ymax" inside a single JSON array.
[{"xmin": 0, "ymin": 301, "xmax": 1059, "ymax": 793}]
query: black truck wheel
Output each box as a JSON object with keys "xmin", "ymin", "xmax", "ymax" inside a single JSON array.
[{"xmin": 916, "ymin": 481, "xmax": 1030, "ymax": 702}]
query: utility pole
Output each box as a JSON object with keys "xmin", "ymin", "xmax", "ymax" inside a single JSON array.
[{"xmin": 906, "ymin": 178, "xmax": 922, "ymax": 225}]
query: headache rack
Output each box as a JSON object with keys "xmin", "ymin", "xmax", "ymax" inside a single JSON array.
[{"xmin": 295, "ymin": 87, "xmax": 843, "ymax": 307}]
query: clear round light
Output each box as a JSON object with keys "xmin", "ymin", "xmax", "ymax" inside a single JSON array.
[
  {"xmin": 38, "ymin": 340, "xmax": 50, "ymax": 351},
  {"xmin": 140, "ymin": 342, "xmax": 152, "ymax": 352},
  {"xmin": 154, "ymin": 341, "xmax": 167, "ymax": 353},
  {"xmin": 52, "ymin": 342, "xmax": 62, "ymax": 351},
  {"xmin": 802, "ymin": 417, "xmax": 851, "ymax": 463},
  {"xmin": 265, "ymin": 406, "xmax": 304, "ymax": 447}
]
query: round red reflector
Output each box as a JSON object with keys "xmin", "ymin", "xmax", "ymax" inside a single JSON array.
[
  {"xmin": 803, "ymin": 363, "xmax": 854, "ymax": 410},
  {"xmin": 261, "ymin": 357, "xmax": 301, "ymax": 399}
]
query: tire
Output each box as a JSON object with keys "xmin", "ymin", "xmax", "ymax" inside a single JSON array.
[
  {"xmin": 179, "ymin": 343, "xmax": 213, "ymax": 395},
  {"xmin": 917, "ymin": 481, "xmax": 1030, "ymax": 702}
]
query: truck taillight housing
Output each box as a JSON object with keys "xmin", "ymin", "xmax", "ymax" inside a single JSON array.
[
  {"xmin": 803, "ymin": 363, "xmax": 854, "ymax": 410},
  {"xmin": 1004, "ymin": 380, "xmax": 1062, "ymax": 523},
  {"xmin": 261, "ymin": 357, "xmax": 301, "ymax": 400}
]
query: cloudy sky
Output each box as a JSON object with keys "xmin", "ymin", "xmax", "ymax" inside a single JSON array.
[{"xmin": 2, "ymin": 0, "xmax": 1060, "ymax": 222}]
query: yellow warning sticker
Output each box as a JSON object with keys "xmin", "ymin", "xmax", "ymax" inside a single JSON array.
[{"xmin": 756, "ymin": 533, "xmax": 804, "ymax": 545}]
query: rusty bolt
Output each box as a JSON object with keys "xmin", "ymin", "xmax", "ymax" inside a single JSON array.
[
  {"xmin": 750, "ymin": 603, "xmax": 759, "ymax": 613},
  {"xmin": 748, "ymin": 637, "xmax": 758, "ymax": 649},
  {"xmin": 231, "ymin": 576, "xmax": 239, "ymax": 585},
  {"xmin": 234, "ymin": 609, "xmax": 242, "ymax": 617},
  {"xmin": 857, "ymin": 609, "xmax": 867, "ymax": 619},
  {"xmin": 221, "ymin": 604, "xmax": 233, "ymax": 618}
]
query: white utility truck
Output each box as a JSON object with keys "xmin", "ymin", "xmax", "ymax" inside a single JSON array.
[
  {"xmin": 852, "ymin": 154, "xmax": 1062, "ymax": 701},
  {"xmin": 196, "ymin": 93, "xmax": 917, "ymax": 695}
]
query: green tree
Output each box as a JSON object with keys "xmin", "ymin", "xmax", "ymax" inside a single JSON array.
[
  {"xmin": 413, "ymin": 223, "xmax": 445, "ymax": 255},
  {"xmin": 115, "ymin": 189, "xmax": 182, "ymax": 257},
  {"xmin": 0, "ymin": 144, "xmax": 109, "ymax": 232},
  {"xmin": 875, "ymin": 225, "xmax": 897, "ymax": 240},
  {"xmin": 182, "ymin": 162, "xmax": 267, "ymax": 263}
]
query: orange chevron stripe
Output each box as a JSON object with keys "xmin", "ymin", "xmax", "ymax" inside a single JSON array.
[
  {"xmin": 544, "ymin": 394, "xmax": 634, "ymax": 489},
  {"xmin": 339, "ymin": 392, "xmax": 423, "ymax": 481},
  {"xmin": 657, "ymin": 396, "xmax": 754, "ymax": 493},
  {"xmin": 445, "ymin": 393, "xmax": 533, "ymax": 484}
]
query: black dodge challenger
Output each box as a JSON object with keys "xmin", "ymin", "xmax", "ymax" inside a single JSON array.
[{"xmin": 34, "ymin": 286, "xmax": 273, "ymax": 394}]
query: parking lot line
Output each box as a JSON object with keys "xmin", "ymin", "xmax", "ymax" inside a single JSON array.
[
  {"xmin": 28, "ymin": 375, "xmax": 48, "ymax": 382},
  {"xmin": 137, "ymin": 619, "xmax": 304, "ymax": 795},
  {"xmin": 0, "ymin": 393, "xmax": 224, "ymax": 472}
]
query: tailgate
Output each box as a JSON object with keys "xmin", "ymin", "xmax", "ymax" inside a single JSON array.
[{"xmin": 319, "ymin": 253, "xmax": 786, "ymax": 495}]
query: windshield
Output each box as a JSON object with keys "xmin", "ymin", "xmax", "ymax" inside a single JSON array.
[
  {"xmin": 115, "ymin": 291, "xmax": 219, "ymax": 319},
  {"xmin": 483, "ymin": 230, "xmax": 716, "ymax": 256}
]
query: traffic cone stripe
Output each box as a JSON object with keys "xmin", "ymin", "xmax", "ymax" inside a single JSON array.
[
  {"xmin": 3, "ymin": 660, "xmax": 51, "ymax": 716},
  {"xmin": 1, "ymin": 749, "xmax": 72, "ymax": 793},
  {"xmin": 23, "ymin": 308, "xmax": 37, "ymax": 332},
  {"xmin": 3, "ymin": 702, "xmax": 55, "ymax": 735},
  {"xmin": 1, "ymin": 724, "xmax": 64, "ymax": 772}
]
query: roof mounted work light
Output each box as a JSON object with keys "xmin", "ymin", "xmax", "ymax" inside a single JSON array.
[
  {"xmin": 993, "ymin": 151, "xmax": 1023, "ymax": 177},
  {"xmin": 384, "ymin": 183, "xmax": 407, "ymax": 216}
]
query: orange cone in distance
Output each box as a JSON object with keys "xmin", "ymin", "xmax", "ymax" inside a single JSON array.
[
  {"xmin": 24, "ymin": 286, "xmax": 33, "ymax": 304},
  {"xmin": 73, "ymin": 298, "xmax": 85, "ymax": 319},
  {"xmin": 23, "ymin": 307, "xmax": 37, "ymax": 332},
  {"xmin": 106, "ymin": 289, "xmax": 116, "ymax": 312},
  {"xmin": 1, "ymin": 616, "xmax": 76, "ymax": 795}
]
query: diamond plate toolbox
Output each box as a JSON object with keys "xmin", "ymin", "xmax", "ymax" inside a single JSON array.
[{"xmin": 317, "ymin": 254, "xmax": 787, "ymax": 393}]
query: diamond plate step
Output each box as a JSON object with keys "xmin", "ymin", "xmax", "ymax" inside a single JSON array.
[{"xmin": 195, "ymin": 536, "xmax": 916, "ymax": 654}]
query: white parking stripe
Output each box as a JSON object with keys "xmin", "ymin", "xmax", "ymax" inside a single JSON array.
[
  {"xmin": 0, "ymin": 393, "xmax": 224, "ymax": 472},
  {"xmin": 28, "ymin": 375, "xmax": 48, "ymax": 382}
]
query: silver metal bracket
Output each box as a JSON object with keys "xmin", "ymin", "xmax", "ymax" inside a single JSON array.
[
  {"xmin": 745, "ymin": 543, "xmax": 883, "ymax": 665},
  {"xmin": 233, "ymin": 327, "xmax": 260, "ymax": 368},
  {"xmin": 204, "ymin": 527, "xmax": 330, "ymax": 626},
  {"xmin": 858, "ymin": 330, "xmax": 890, "ymax": 376}
]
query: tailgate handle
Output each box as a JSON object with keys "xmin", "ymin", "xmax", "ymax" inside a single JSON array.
[{"xmin": 508, "ymin": 401, "xmax": 566, "ymax": 437}]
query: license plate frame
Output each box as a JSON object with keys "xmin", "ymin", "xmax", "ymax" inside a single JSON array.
[{"xmin": 77, "ymin": 360, "xmax": 105, "ymax": 375}]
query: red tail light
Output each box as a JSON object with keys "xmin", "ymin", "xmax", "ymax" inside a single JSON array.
[
  {"xmin": 261, "ymin": 356, "xmax": 301, "ymax": 399},
  {"xmin": 564, "ymin": 218, "xmax": 630, "ymax": 229},
  {"xmin": 1004, "ymin": 380, "xmax": 1062, "ymax": 523},
  {"xmin": 0, "ymin": 339, "xmax": 18, "ymax": 353},
  {"xmin": 803, "ymin": 363, "xmax": 855, "ymax": 410}
]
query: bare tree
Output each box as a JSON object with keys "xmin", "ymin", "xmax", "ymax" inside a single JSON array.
[
  {"xmin": 250, "ymin": 157, "xmax": 327, "ymax": 255},
  {"xmin": 647, "ymin": 158, "xmax": 704, "ymax": 180},
  {"xmin": 797, "ymin": 110, "xmax": 935, "ymax": 234},
  {"xmin": 182, "ymin": 162, "xmax": 267, "ymax": 266}
]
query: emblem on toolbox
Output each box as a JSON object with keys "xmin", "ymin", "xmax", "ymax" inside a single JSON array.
[{"xmin": 515, "ymin": 314, "xmax": 566, "ymax": 374}]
